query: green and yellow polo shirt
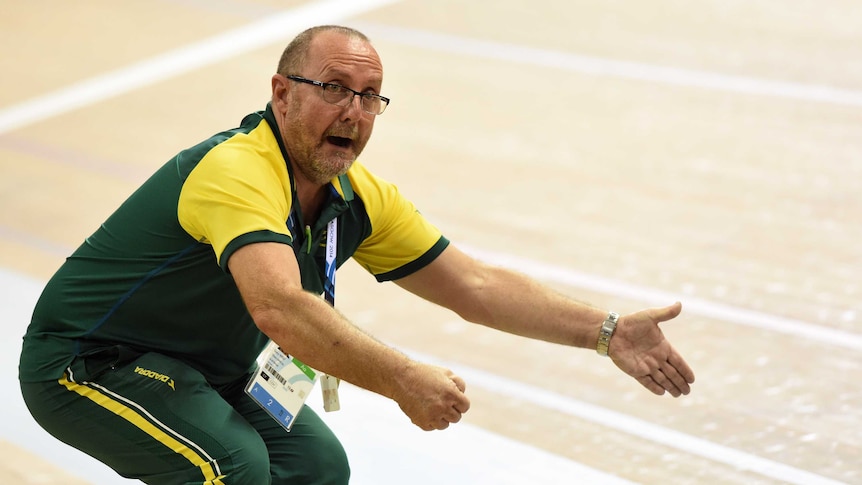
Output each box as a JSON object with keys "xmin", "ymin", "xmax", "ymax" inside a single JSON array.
[{"xmin": 19, "ymin": 104, "xmax": 448, "ymax": 385}]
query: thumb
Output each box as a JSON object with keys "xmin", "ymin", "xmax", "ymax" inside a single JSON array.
[
  {"xmin": 653, "ymin": 301, "xmax": 682, "ymax": 323},
  {"xmin": 451, "ymin": 374, "xmax": 466, "ymax": 393}
]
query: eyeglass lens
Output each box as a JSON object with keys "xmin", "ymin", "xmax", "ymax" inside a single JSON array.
[{"xmin": 321, "ymin": 85, "xmax": 386, "ymax": 115}]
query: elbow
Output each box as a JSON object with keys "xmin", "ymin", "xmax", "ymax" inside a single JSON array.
[
  {"xmin": 456, "ymin": 305, "xmax": 491, "ymax": 326},
  {"xmin": 244, "ymin": 286, "xmax": 319, "ymax": 348},
  {"xmin": 247, "ymin": 304, "xmax": 283, "ymax": 338},
  {"xmin": 450, "ymin": 269, "xmax": 494, "ymax": 325},
  {"xmin": 450, "ymin": 294, "xmax": 483, "ymax": 323},
  {"xmin": 244, "ymin": 288, "xmax": 302, "ymax": 339}
]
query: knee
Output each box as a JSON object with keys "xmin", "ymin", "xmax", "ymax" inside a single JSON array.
[
  {"xmin": 272, "ymin": 430, "xmax": 350, "ymax": 485},
  {"xmin": 222, "ymin": 436, "xmax": 272, "ymax": 485},
  {"xmin": 307, "ymin": 435, "xmax": 350, "ymax": 485}
]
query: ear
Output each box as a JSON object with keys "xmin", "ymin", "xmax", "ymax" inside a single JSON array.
[{"xmin": 271, "ymin": 74, "xmax": 290, "ymax": 110}]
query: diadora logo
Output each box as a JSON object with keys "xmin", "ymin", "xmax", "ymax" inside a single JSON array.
[{"xmin": 134, "ymin": 366, "xmax": 176, "ymax": 390}]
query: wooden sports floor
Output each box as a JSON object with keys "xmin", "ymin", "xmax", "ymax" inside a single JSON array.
[{"xmin": 2, "ymin": 0, "xmax": 861, "ymax": 483}]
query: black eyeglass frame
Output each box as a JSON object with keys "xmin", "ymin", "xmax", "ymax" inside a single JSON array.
[{"xmin": 286, "ymin": 75, "xmax": 390, "ymax": 115}]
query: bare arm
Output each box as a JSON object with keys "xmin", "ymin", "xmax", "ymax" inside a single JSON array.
[
  {"xmin": 395, "ymin": 245, "xmax": 695, "ymax": 397},
  {"xmin": 228, "ymin": 241, "xmax": 470, "ymax": 430}
]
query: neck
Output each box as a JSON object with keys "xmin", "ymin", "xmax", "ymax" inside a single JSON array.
[{"xmin": 294, "ymin": 173, "xmax": 328, "ymax": 226}]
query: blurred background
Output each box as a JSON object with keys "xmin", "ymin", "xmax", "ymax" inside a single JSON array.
[{"xmin": 1, "ymin": 1, "xmax": 860, "ymax": 483}]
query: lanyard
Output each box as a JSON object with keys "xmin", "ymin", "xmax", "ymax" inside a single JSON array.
[
  {"xmin": 323, "ymin": 217, "xmax": 337, "ymax": 306},
  {"xmin": 288, "ymin": 210, "xmax": 337, "ymax": 303},
  {"xmin": 320, "ymin": 217, "xmax": 341, "ymax": 412}
]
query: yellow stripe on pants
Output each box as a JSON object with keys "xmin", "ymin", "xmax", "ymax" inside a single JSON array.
[{"xmin": 59, "ymin": 376, "xmax": 226, "ymax": 485}]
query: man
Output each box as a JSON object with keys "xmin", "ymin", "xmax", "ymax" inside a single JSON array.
[{"xmin": 19, "ymin": 25, "xmax": 694, "ymax": 484}]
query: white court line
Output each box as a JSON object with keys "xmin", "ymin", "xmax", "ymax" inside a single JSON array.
[
  {"xmin": 0, "ymin": 4, "xmax": 637, "ymax": 484},
  {"xmin": 4, "ymin": 17, "xmax": 862, "ymax": 135},
  {"xmin": 1, "ymin": 11, "xmax": 858, "ymax": 352},
  {"xmin": 10, "ymin": 221, "xmax": 859, "ymax": 352},
  {"xmin": 2, "ymin": 267, "xmax": 845, "ymax": 485},
  {"xmin": 357, "ymin": 22, "xmax": 862, "ymax": 107},
  {"xmin": 0, "ymin": 0, "xmax": 401, "ymax": 135},
  {"xmin": 0, "ymin": 268, "xmax": 639, "ymax": 485},
  {"xmin": 0, "ymin": 10, "xmax": 853, "ymax": 485},
  {"xmin": 407, "ymin": 349, "xmax": 849, "ymax": 485},
  {"xmin": 361, "ymin": 25, "xmax": 862, "ymax": 349},
  {"xmin": 463, "ymin": 245, "xmax": 862, "ymax": 352}
]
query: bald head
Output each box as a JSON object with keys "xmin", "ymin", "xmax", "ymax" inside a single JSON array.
[{"xmin": 277, "ymin": 25, "xmax": 371, "ymax": 76}]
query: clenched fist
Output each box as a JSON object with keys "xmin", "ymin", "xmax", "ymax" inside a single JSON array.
[{"xmin": 393, "ymin": 362, "xmax": 471, "ymax": 431}]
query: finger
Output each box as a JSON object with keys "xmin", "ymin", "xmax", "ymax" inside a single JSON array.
[
  {"xmin": 450, "ymin": 374, "xmax": 467, "ymax": 392},
  {"xmin": 660, "ymin": 363, "xmax": 691, "ymax": 396},
  {"xmin": 445, "ymin": 406, "xmax": 463, "ymax": 424},
  {"xmin": 655, "ymin": 366, "xmax": 686, "ymax": 397},
  {"xmin": 449, "ymin": 375, "xmax": 471, "ymax": 413},
  {"xmin": 658, "ymin": 363, "xmax": 689, "ymax": 396},
  {"xmin": 668, "ymin": 351, "xmax": 696, "ymax": 384},
  {"xmin": 415, "ymin": 419, "xmax": 434, "ymax": 432},
  {"xmin": 636, "ymin": 375, "xmax": 665, "ymax": 396},
  {"xmin": 453, "ymin": 392, "xmax": 471, "ymax": 413},
  {"xmin": 436, "ymin": 419, "xmax": 450, "ymax": 430}
]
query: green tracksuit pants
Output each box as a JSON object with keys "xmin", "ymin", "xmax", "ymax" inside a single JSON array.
[{"xmin": 20, "ymin": 346, "xmax": 350, "ymax": 484}]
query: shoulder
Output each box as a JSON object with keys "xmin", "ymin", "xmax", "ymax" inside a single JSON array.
[
  {"xmin": 342, "ymin": 160, "xmax": 404, "ymax": 208},
  {"xmin": 344, "ymin": 160, "xmax": 389, "ymax": 188}
]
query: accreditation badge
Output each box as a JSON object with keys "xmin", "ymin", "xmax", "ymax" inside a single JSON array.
[{"xmin": 245, "ymin": 340, "xmax": 319, "ymax": 432}]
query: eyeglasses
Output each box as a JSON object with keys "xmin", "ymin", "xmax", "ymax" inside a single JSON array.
[{"xmin": 287, "ymin": 75, "xmax": 390, "ymax": 115}]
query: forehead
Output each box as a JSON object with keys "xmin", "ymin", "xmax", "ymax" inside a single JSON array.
[{"xmin": 305, "ymin": 31, "xmax": 383, "ymax": 82}]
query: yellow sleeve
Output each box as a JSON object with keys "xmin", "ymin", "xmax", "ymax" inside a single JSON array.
[
  {"xmin": 348, "ymin": 162, "xmax": 446, "ymax": 279},
  {"xmin": 177, "ymin": 129, "xmax": 293, "ymax": 268}
]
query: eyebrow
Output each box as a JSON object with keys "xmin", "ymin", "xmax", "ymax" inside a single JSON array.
[{"xmin": 324, "ymin": 71, "xmax": 382, "ymax": 93}]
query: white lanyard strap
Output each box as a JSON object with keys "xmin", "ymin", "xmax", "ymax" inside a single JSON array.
[
  {"xmin": 323, "ymin": 218, "xmax": 337, "ymax": 306},
  {"xmin": 320, "ymin": 217, "xmax": 341, "ymax": 411}
]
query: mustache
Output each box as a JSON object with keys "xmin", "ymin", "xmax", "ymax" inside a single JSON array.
[{"xmin": 324, "ymin": 126, "xmax": 358, "ymax": 140}]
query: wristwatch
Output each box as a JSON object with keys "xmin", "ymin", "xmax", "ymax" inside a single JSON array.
[{"xmin": 596, "ymin": 311, "xmax": 620, "ymax": 356}]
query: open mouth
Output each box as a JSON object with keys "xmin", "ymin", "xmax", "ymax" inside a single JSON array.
[{"xmin": 327, "ymin": 136, "xmax": 353, "ymax": 149}]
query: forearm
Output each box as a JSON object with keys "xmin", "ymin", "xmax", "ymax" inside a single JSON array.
[
  {"xmin": 252, "ymin": 289, "xmax": 414, "ymax": 401},
  {"xmin": 230, "ymin": 242, "xmax": 472, "ymax": 424},
  {"xmin": 460, "ymin": 265, "xmax": 608, "ymax": 349},
  {"xmin": 396, "ymin": 245, "xmax": 694, "ymax": 397}
]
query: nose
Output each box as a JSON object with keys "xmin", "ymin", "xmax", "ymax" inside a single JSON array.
[{"xmin": 341, "ymin": 93, "xmax": 364, "ymax": 120}]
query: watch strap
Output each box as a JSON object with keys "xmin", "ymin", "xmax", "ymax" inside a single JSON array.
[{"xmin": 596, "ymin": 311, "xmax": 620, "ymax": 356}]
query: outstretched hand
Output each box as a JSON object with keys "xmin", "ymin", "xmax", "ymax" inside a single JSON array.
[{"xmin": 610, "ymin": 302, "xmax": 695, "ymax": 397}]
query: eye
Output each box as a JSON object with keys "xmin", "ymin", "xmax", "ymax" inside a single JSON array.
[{"xmin": 323, "ymin": 83, "xmax": 345, "ymax": 95}]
